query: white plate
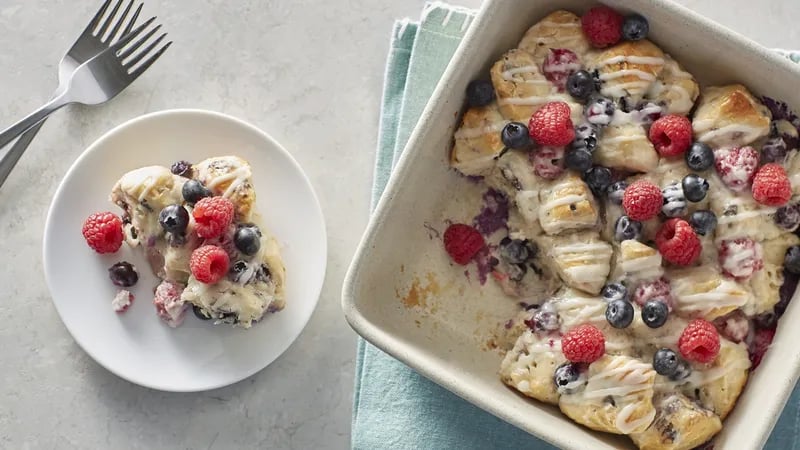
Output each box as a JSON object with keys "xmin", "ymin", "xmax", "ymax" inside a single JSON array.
[{"xmin": 43, "ymin": 109, "xmax": 327, "ymax": 392}]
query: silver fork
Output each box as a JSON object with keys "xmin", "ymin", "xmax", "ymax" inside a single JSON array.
[{"xmin": 0, "ymin": 0, "xmax": 171, "ymax": 186}]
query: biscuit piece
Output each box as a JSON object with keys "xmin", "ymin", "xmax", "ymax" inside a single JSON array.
[
  {"xmin": 611, "ymin": 240, "xmax": 664, "ymax": 285},
  {"xmin": 590, "ymin": 40, "xmax": 665, "ymax": 104},
  {"xmin": 692, "ymin": 84, "xmax": 772, "ymax": 148},
  {"xmin": 559, "ymin": 355, "xmax": 657, "ymax": 435},
  {"xmin": 667, "ymin": 265, "xmax": 751, "ymax": 321},
  {"xmin": 194, "ymin": 156, "xmax": 257, "ymax": 221},
  {"xmin": 517, "ymin": 10, "xmax": 590, "ymax": 63},
  {"xmin": 630, "ymin": 393, "xmax": 722, "ymax": 450},
  {"xmin": 450, "ymin": 103, "xmax": 508, "ymax": 176},
  {"xmin": 538, "ymin": 172, "xmax": 599, "ymax": 235},
  {"xmin": 682, "ymin": 339, "xmax": 751, "ymax": 420},
  {"xmin": 594, "ymin": 123, "xmax": 659, "ymax": 173},
  {"xmin": 540, "ymin": 231, "xmax": 612, "ymax": 295},
  {"xmin": 645, "ymin": 54, "xmax": 700, "ymax": 116},
  {"xmin": 500, "ymin": 328, "xmax": 565, "ymax": 405}
]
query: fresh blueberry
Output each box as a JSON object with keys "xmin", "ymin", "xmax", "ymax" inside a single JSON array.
[
  {"xmin": 761, "ymin": 136, "xmax": 788, "ymax": 164},
  {"xmin": 688, "ymin": 210, "xmax": 717, "ymax": 236},
  {"xmin": 531, "ymin": 309, "xmax": 560, "ymax": 331},
  {"xmin": 571, "ymin": 123, "xmax": 598, "ymax": 153},
  {"xmin": 652, "ymin": 348, "xmax": 680, "ymax": 377},
  {"xmin": 775, "ymin": 204, "xmax": 800, "ymax": 230},
  {"xmin": 108, "ymin": 261, "xmax": 138, "ymax": 287},
  {"xmin": 566, "ymin": 70, "xmax": 595, "ymax": 100},
  {"xmin": 553, "ymin": 362, "xmax": 584, "ymax": 393},
  {"xmin": 586, "ymin": 96, "xmax": 616, "ymax": 126},
  {"xmin": 606, "ymin": 299, "xmax": 634, "ymax": 329},
  {"xmin": 192, "ymin": 304, "xmax": 212, "ymax": 320},
  {"xmin": 501, "ymin": 122, "xmax": 532, "ymax": 149},
  {"xmin": 182, "ymin": 179, "xmax": 212, "ymax": 204},
  {"xmin": 584, "ymin": 166, "xmax": 612, "ymax": 194},
  {"xmin": 234, "ymin": 224, "xmax": 262, "ymax": 256},
  {"xmin": 661, "ymin": 183, "xmax": 687, "ymax": 217},
  {"xmin": 499, "ymin": 238, "xmax": 531, "ymax": 264},
  {"xmin": 614, "ymin": 215, "xmax": 642, "ymax": 241},
  {"xmin": 158, "ymin": 204, "xmax": 190, "ymax": 234},
  {"xmin": 682, "ymin": 174, "xmax": 709, "ymax": 202},
  {"xmin": 170, "ymin": 160, "xmax": 192, "ymax": 178},
  {"xmin": 642, "ymin": 299, "xmax": 669, "ymax": 328},
  {"xmin": 564, "ymin": 147, "xmax": 593, "ymax": 173},
  {"xmin": 684, "ymin": 142, "xmax": 714, "ymax": 171},
  {"xmin": 622, "ymin": 14, "xmax": 649, "ymax": 41},
  {"xmin": 785, "ymin": 246, "xmax": 800, "ymax": 274},
  {"xmin": 601, "ymin": 282, "xmax": 628, "ymax": 303},
  {"xmin": 670, "ymin": 359, "xmax": 692, "ymax": 381},
  {"xmin": 466, "ymin": 80, "xmax": 495, "ymax": 107},
  {"xmin": 607, "ymin": 181, "xmax": 628, "ymax": 205}
]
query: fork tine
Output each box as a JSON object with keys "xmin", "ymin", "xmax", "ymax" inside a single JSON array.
[
  {"xmin": 81, "ymin": 0, "xmax": 112, "ymax": 36},
  {"xmin": 129, "ymin": 41, "xmax": 172, "ymax": 78},
  {"xmin": 95, "ymin": 0, "xmax": 123, "ymax": 39},
  {"xmin": 107, "ymin": 0, "xmax": 134, "ymax": 43},
  {"xmin": 122, "ymin": 3, "xmax": 143, "ymax": 36},
  {"xmin": 124, "ymin": 33, "xmax": 166, "ymax": 68},
  {"xmin": 110, "ymin": 16, "xmax": 156, "ymax": 52},
  {"xmin": 118, "ymin": 24, "xmax": 161, "ymax": 60}
]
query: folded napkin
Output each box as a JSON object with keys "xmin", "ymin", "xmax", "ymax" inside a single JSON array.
[{"xmin": 354, "ymin": 3, "xmax": 800, "ymax": 448}]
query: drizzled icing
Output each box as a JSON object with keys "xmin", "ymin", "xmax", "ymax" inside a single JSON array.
[
  {"xmin": 205, "ymin": 164, "xmax": 252, "ymax": 199},
  {"xmin": 454, "ymin": 121, "xmax": 508, "ymax": 139},
  {"xmin": 693, "ymin": 119, "xmax": 768, "ymax": 147},
  {"xmin": 670, "ymin": 273, "xmax": 751, "ymax": 317},
  {"xmin": 500, "ymin": 65, "xmax": 550, "ymax": 84},
  {"xmin": 549, "ymin": 242, "xmax": 611, "ymax": 286},
  {"xmin": 595, "ymin": 54, "xmax": 664, "ymax": 99},
  {"xmin": 498, "ymin": 93, "xmax": 573, "ymax": 106}
]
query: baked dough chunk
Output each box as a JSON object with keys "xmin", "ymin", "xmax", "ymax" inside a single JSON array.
[
  {"xmin": 589, "ymin": 40, "xmax": 665, "ymax": 104},
  {"xmin": 594, "ymin": 123, "xmax": 659, "ymax": 173},
  {"xmin": 450, "ymin": 103, "xmax": 508, "ymax": 176},
  {"xmin": 682, "ymin": 340, "xmax": 751, "ymax": 420},
  {"xmin": 538, "ymin": 173, "xmax": 600, "ymax": 235},
  {"xmin": 645, "ymin": 54, "xmax": 700, "ymax": 116},
  {"xmin": 630, "ymin": 393, "xmax": 722, "ymax": 450},
  {"xmin": 539, "ymin": 231, "xmax": 612, "ymax": 295},
  {"xmin": 667, "ymin": 266, "xmax": 751, "ymax": 321},
  {"xmin": 611, "ymin": 240, "xmax": 664, "ymax": 285},
  {"xmin": 517, "ymin": 10, "xmax": 590, "ymax": 63},
  {"xmin": 692, "ymin": 84, "xmax": 772, "ymax": 148},
  {"xmin": 500, "ymin": 328, "xmax": 566, "ymax": 405}
]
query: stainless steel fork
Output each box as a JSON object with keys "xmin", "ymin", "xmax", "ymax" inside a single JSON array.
[{"xmin": 0, "ymin": 0, "xmax": 171, "ymax": 187}]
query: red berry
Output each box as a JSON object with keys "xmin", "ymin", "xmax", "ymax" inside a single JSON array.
[
  {"xmin": 529, "ymin": 101, "xmax": 575, "ymax": 147},
  {"xmin": 752, "ymin": 163, "xmax": 792, "ymax": 206},
  {"xmin": 581, "ymin": 6, "xmax": 624, "ymax": 48},
  {"xmin": 649, "ymin": 114, "xmax": 692, "ymax": 157},
  {"xmin": 542, "ymin": 48, "xmax": 580, "ymax": 92},
  {"xmin": 714, "ymin": 146, "xmax": 759, "ymax": 192},
  {"xmin": 112, "ymin": 290, "xmax": 134, "ymax": 313},
  {"xmin": 678, "ymin": 319, "xmax": 720, "ymax": 364},
  {"xmin": 192, "ymin": 196, "xmax": 234, "ymax": 239},
  {"xmin": 190, "ymin": 245, "xmax": 230, "ymax": 284},
  {"xmin": 561, "ymin": 324, "xmax": 605, "ymax": 363},
  {"xmin": 622, "ymin": 180, "xmax": 662, "ymax": 221},
  {"xmin": 718, "ymin": 238, "xmax": 763, "ymax": 280},
  {"xmin": 632, "ymin": 278, "xmax": 673, "ymax": 311},
  {"xmin": 443, "ymin": 223, "xmax": 485, "ymax": 265},
  {"xmin": 531, "ymin": 146, "xmax": 565, "ymax": 179},
  {"xmin": 748, "ymin": 327, "xmax": 775, "ymax": 369},
  {"xmin": 82, "ymin": 211, "xmax": 124, "ymax": 254},
  {"xmin": 656, "ymin": 218, "xmax": 702, "ymax": 266}
]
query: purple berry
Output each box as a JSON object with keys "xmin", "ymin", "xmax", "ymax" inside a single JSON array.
[
  {"xmin": 775, "ymin": 204, "xmax": 800, "ymax": 230},
  {"xmin": 108, "ymin": 262, "xmax": 138, "ymax": 287}
]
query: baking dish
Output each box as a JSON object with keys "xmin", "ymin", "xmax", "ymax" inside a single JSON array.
[{"xmin": 342, "ymin": 1, "xmax": 800, "ymax": 448}]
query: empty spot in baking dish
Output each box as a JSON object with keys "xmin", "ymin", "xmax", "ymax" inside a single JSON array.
[{"xmin": 397, "ymin": 272, "xmax": 441, "ymax": 310}]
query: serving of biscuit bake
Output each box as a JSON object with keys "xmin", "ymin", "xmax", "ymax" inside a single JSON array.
[
  {"xmin": 442, "ymin": 6, "xmax": 800, "ymax": 449},
  {"xmin": 81, "ymin": 155, "xmax": 286, "ymax": 329}
]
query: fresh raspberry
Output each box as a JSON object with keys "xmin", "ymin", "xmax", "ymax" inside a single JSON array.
[
  {"xmin": 632, "ymin": 278, "xmax": 674, "ymax": 311},
  {"xmin": 82, "ymin": 212, "xmax": 124, "ymax": 254},
  {"xmin": 748, "ymin": 327, "xmax": 775, "ymax": 369},
  {"xmin": 752, "ymin": 163, "xmax": 792, "ymax": 206},
  {"xmin": 622, "ymin": 180, "xmax": 662, "ymax": 221},
  {"xmin": 190, "ymin": 245, "xmax": 230, "ymax": 284},
  {"xmin": 655, "ymin": 218, "xmax": 702, "ymax": 266},
  {"xmin": 714, "ymin": 146, "xmax": 759, "ymax": 192},
  {"xmin": 529, "ymin": 102, "xmax": 576, "ymax": 147},
  {"xmin": 678, "ymin": 319, "xmax": 720, "ymax": 363},
  {"xmin": 153, "ymin": 280, "xmax": 188, "ymax": 327},
  {"xmin": 649, "ymin": 114, "xmax": 692, "ymax": 157},
  {"xmin": 561, "ymin": 324, "xmax": 605, "ymax": 363},
  {"xmin": 443, "ymin": 223, "xmax": 485, "ymax": 265},
  {"xmin": 192, "ymin": 196, "xmax": 234, "ymax": 239},
  {"xmin": 718, "ymin": 238, "xmax": 763, "ymax": 279},
  {"xmin": 542, "ymin": 48, "xmax": 581, "ymax": 92},
  {"xmin": 581, "ymin": 6, "xmax": 623, "ymax": 48},
  {"xmin": 531, "ymin": 146, "xmax": 565, "ymax": 179}
]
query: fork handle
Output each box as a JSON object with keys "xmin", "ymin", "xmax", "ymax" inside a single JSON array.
[
  {"xmin": 0, "ymin": 120, "xmax": 45, "ymax": 189},
  {"xmin": 0, "ymin": 94, "xmax": 69, "ymax": 150}
]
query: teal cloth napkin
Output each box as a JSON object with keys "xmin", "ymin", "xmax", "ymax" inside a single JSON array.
[{"xmin": 354, "ymin": 3, "xmax": 800, "ymax": 449}]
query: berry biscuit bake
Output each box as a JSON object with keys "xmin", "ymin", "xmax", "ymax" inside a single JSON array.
[
  {"xmin": 443, "ymin": 6, "xmax": 800, "ymax": 450},
  {"xmin": 82, "ymin": 156, "xmax": 286, "ymax": 329}
]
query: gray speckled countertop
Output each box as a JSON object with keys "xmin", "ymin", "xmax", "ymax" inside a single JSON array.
[{"xmin": 1, "ymin": 1, "xmax": 798, "ymax": 449}]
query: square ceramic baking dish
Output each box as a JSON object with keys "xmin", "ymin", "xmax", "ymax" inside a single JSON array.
[{"xmin": 342, "ymin": 0, "xmax": 800, "ymax": 448}]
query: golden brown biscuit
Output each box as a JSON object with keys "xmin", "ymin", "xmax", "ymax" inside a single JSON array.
[
  {"xmin": 559, "ymin": 355, "xmax": 657, "ymax": 435},
  {"xmin": 683, "ymin": 339, "xmax": 751, "ymax": 420},
  {"xmin": 595, "ymin": 123, "xmax": 659, "ymax": 173},
  {"xmin": 645, "ymin": 54, "xmax": 699, "ymax": 116},
  {"xmin": 194, "ymin": 156, "xmax": 257, "ymax": 221},
  {"xmin": 667, "ymin": 265, "xmax": 751, "ymax": 321},
  {"xmin": 537, "ymin": 172, "xmax": 599, "ymax": 235},
  {"xmin": 708, "ymin": 182, "xmax": 784, "ymax": 242},
  {"xmin": 500, "ymin": 328, "xmax": 566, "ymax": 405},
  {"xmin": 491, "ymin": 49, "xmax": 554, "ymax": 122},
  {"xmin": 692, "ymin": 84, "xmax": 772, "ymax": 148},
  {"xmin": 539, "ymin": 231, "xmax": 612, "ymax": 295},
  {"xmin": 611, "ymin": 240, "xmax": 664, "ymax": 285},
  {"xmin": 450, "ymin": 103, "xmax": 508, "ymax": 176},
  {"xmin": 590, "ymin": 40, "xmax": 665, "ymax": 104},
  {"xmin": 630, "ymin": 393, "xmax": 722, "ymax": 450},
  {"xmin": 517, "ymin": 10, "xmax": 590, "ymax": 63}
]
